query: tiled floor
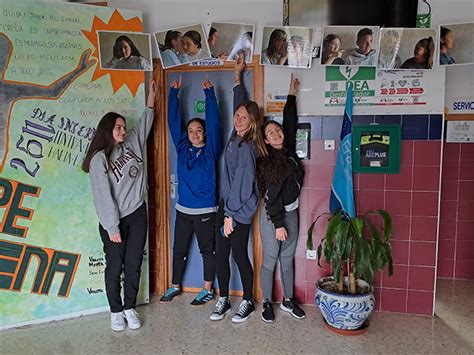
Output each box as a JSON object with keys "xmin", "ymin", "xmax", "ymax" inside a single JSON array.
[{"xmin": 1, "ymin": 279, "xmax": 473, "ymax": 354}]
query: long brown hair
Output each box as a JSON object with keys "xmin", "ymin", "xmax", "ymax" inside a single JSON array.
[
  {"xmin": 234, "ymin": 100, "xmax": 266, "ymax": 157},
  {"xmin": 113, "ymin": 35, "xmax": 143, "ymax": 59},
  {"xmin": 414, "ymin": 37, "xmax": 435, "ymax": 69},
  {"xmin": 257, "ymin": 120, "xmax": 287, "ymax": 197},
  {"xmin": 266, "ymin": 29, "xmax": 287, "ymax": 61},
  {"xmin": 82, "ymin": 112, "xmax": 124, "ymax": 173}
]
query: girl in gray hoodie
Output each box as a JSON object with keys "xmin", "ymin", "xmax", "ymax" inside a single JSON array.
[{"xmin": 82, "ymin": 81, "xmax": 156, "ymax": 332}]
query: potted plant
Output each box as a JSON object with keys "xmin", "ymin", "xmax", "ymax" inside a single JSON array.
[{"xmin": 307, "ymin": 209, "xmax": 393, "ymax": 333}]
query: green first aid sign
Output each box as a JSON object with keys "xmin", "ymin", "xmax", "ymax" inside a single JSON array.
[
  {"xmin": 195, "ymin": 100, "xmax": 206, "ymax": 113},
  {"xmin": 194, "ymin": 100, "xmax": 221, "ymax": 113},
  {"xmin": 324, "ymin": 66, "xmax": 376, "ymax": 106}
]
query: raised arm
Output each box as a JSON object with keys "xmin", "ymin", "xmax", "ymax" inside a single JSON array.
[
  {"xmin": 283, "ymin": 74, "xmax": 299, "ymax": 152},
  {"xmin": 167, "ymin": 76, "xmax": 188, "ymax": 150},
  {"xmin": 128, "ymin": 80, "xmax": 157, "ymax": 148},
  {"xmin": 202, "ymin": 78, "xmax": 222, "ymax": 159},
  {"xmin": 233, "ymin": 54, "xmax": 247, "ymax": 112}
]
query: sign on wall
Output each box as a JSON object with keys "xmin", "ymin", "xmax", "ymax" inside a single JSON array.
[
  {"xmin": 447, "ymin": 121, "xmax": 474, "ymax": 143},
  {"xmin": 0, "ymin": 2, "xmax": 149, "ymax": 329}
]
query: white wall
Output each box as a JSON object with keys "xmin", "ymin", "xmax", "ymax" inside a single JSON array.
[
  {"xmin": 424, "ymin": 0, "xmax": 474, "ymax": 106},
  {"xmin": 73, "ymin": 0, "xmax": 473, "ymax": 108},
  {"xmin": 105, "ymin": 0, "xmax": 283, "ymax": 57}
]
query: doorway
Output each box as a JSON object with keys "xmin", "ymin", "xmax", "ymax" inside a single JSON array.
[{"xmin": 149, "ymin": 58, "xmax": 264, "ymax": 300}]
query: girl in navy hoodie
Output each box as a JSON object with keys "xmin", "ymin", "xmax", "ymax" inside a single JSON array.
[
  {"xmin": 210, "ymin": 56, "xmax": 266, "ymax": 323},
  {"xmin": 161, "ymin": 77, "xmax": 221, "ymax": 306}
]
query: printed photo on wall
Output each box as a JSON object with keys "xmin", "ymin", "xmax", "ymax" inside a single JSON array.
[
  {"xmin": 261, "ymin": 26, "xmax": 313, "ymax": 68},
  {"xmin": 97, "ymin": 31, "xmax": 152, "ymax": 71},
  {"xmin": 208, "ymin": 22, "xmax": 255, "ymax": 63},
  {"xmin": 154, "ymin": 24, "xmax": 211, "ymax": 69},
  {"xmin": 321, "ymin": 26, "xmax": 380, "ymax": 66},
  {"xmin": 439, "ymin": 23, "xmax": 474, "ymax": 66},
  {"xmin": 378, "ymin": 28, "xmax": 437, "ymax": 70}
]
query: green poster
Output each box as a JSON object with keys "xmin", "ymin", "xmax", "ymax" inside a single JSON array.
[
  {"xmin": 324, "ymin": 66, "xmax": 376, "ymax": 107},
  {"xmin": 0, "ymin": 1, "xmax": 149, "ymax": 328}
]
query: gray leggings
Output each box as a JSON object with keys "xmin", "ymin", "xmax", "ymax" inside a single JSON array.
[{"xmin": 259, "ymin": 207, "xmax": 299, "ymax": 301}]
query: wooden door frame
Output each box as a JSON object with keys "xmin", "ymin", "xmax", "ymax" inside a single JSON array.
[{"xmin": 151, "ymin": 57, "xmax": 264, "ymax": 301}]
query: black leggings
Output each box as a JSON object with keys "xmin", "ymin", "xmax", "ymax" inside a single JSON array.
[
  {"xmin": 99, "ymin": 202, "xmax": 147, "ymax": 313},
  {"xmin": 172, "ymin": 210, "xmax": 216, "ymax": 285},
  {"xmin": 215, "ymin": 203, "xmax": 253, "ymax": 301}
]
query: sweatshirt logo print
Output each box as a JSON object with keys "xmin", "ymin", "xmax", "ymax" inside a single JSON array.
[
  {"xmin": 109, "ymin": 147, "xmax": 143, "ymax": 183},
  {"xmin": 129, "ymin": 165, "xmax": 139, "ymax": 179}
]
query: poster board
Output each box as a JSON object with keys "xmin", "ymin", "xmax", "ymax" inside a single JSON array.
[
  {"xmin": 0, "ymin": 1, "xmax": 149, "ymax": 329},
  {"xmin": 264, "ymin": 64, "xmax": 446, "ymax": 116}
]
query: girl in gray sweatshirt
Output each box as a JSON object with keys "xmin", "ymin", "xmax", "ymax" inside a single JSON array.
[
  {"xmin": 210, "ymin": 56, "xmax": 266, "ymax": 324},
  {"xmin": 82, "ymin": 81, "xmax": 156, "ymax": 332}
]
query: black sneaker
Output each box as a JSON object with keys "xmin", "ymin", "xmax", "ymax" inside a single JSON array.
[
  {"xmin": 232, "ymin": 300, "xmax": 255, "ymax": 323},
  {"xmin": 159, "ymin": 287, "xmax": 181, "ymax": 303},
  {"xmin": 261, "ymin": 300, "xmax": 275, "ymax": 323},
  {"xmin": 210, "ymin": 297, "xmax": 231, "ymax": 321},
  {"xmin": 190, "ymin": 288, "xmax": 214, "ymax": 306},
  {"xmin": 280, "ymin": 298, "xmax": 306, "ymax": 319}
]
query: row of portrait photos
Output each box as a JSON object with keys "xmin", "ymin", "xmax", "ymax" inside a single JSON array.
[{"xmin": 95, "ymin": 22, "xmax": 474, "ymax": 72}]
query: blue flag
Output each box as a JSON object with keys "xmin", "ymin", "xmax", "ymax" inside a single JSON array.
[{"xmin": 329, "ymin": 84, "xmax": 356, "ymax": 218}]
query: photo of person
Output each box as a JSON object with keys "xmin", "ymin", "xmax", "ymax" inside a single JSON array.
[
  {"xmin": 208, "ymin": 23, "xmax": 255, "ymax": 63},
  {"xmin": 320, "ymin": 26, "xmax": 380, "ymax": 66},
  {"xmin": 98, "ymin": 31, "xmax": 152, "ymax": 71},
  {"xmin": 154, "ymin": 24, "xmax": 211, "ymax": 69},
  {"xmin": 439, "ymin": 23, "xmax": 474, "ymax": 66},
  {"xmin": 400, "ymin": 37, "xmax": 435, "ymax": 69},
  {"xmin": 378, "ymin": 28, "xmax": 437, "ymax": 70},
  {"xmin": 439, "ymin": 27, "xmax": 455, "ymax": 65},
  {"xmin": 378, "ymin": 29, "xmax": 402, "ymax": 69},
  {"xmin": 157, "ymin": 30, "xmax": 189, "ymax": 68},
  {"xmin": 261, "ymin": 26, "xmax": 313, "ymax": 68},
  {"xmin": 344, "ymin": 28, "xmax": 377, "ymax": 65},
  {"xmin": 321, "ymin": 34, "xmax": 345, "ymax": 65}
]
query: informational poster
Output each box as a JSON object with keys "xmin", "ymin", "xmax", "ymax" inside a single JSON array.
[
  {"xmin": 0, "ymin": 2, "xmax": 149, "ymax": 329},
  {"xmin": 324, "ymin": 66, "xmax": 377, "ymax": 107},
  {"xmin": 264, "ymin": 64, "xmax": 445, "ymax": 115},
  {"xmin": 446, "ymin": 121, "xmax": 474, "ymax": 143}
]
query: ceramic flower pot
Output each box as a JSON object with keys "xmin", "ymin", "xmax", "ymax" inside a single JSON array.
[{"xmin": 315, "ymin": 276, "xmax": 375, "ymax": 330}]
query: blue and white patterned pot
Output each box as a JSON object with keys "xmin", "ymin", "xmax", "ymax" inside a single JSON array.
[{"xmin": 315, "ymin": 276, "xmax": 375, "ymax": 330}]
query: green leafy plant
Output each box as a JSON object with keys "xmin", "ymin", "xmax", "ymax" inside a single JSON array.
[{"xmin": 307, "ymin": 209, "xmax": 393, "ymax": 295}]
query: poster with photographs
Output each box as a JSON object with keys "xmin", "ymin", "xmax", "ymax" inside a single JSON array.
[
  {"xmin": 261, "ymin": 26, "xmax": 313, "ymax": 69},
  {"xmin": 321, "ymin": 26, "xmax": 380, "ymax": 66},
  {"xmin": 378, "ymin": 28, "xmax": 437, "ymax": 70},
  {"xmin": 439, "ymin": 23, "xmax": 474, "ymax": 66},
  {"xmin": 97, "ymin": 31, "xmax": 152, "ymax": 71},
  {"xmin": 208, "ymin": 23, "xmax": 255, "ymax": 63},
  {"xmin": 154, "ymin": 24, "xmax": 211, "ymax": 69}
]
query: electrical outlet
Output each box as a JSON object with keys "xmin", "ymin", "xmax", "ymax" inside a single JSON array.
[
  {"xmin": 306, "ymin": 250, "xmax": 317, "ymax": 260},
  {"xmin": 324, "ymin": 139, "xmax": 335, "ymax": 150}
]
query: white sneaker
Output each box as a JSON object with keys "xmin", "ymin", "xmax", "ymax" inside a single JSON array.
[
  {"xmin": 111, "ymin": 312, "xmax": 126, "ymax": 332},
  {"xmin": 124, "ymin": 308, "xmax": 141, "ymax": 330}
]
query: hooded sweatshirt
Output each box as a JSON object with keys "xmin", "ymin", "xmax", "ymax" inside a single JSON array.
[
  {"xmin": 89, "ymin": 107, "xmax": 154, "ymax": 236},
  {"xmin": 167, "ymin": 86, "xmax": 221, "ymax": 212},
  {"xmin": 344, "ymin": 48, "xmax": 377, "ymax": 66}
]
